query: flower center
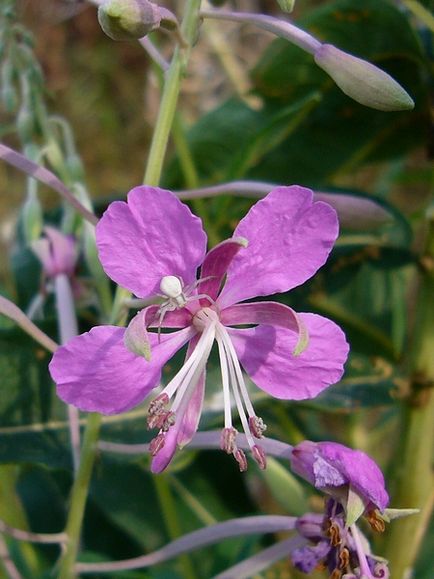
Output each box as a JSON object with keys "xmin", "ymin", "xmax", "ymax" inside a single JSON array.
[{"xmin": 192, "ymin": 306, "xmax": 219, "ymax": 332}]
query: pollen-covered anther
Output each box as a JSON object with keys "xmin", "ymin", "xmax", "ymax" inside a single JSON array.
[
  {"xmin": 161, "ymin": 411, "xmax": 176, "ymax": 432},
  {"xmin": 148, "ymin": 393, "xmax": 169, "ymax": 415},
  {"xmin": 248, "ymin": 415, "xmax": 267, "ymax": 438},
  {"xmin": 234, "ymin": 448, "xmax": 248, "ymax": 472},
  {"xmin": 338, "ymin": 547, "xmax": 350, "ymax": 570},
  {"xmin": 149, "ymin": 433, "xmax": 166, "ymax": 456},
  {"xmin": 220, "ymin": 427, "xmax": 238, "ymax": 454},
  {"xmin": 252, "ymin": 445, "xmax": 267, "ymax": 470},
  {"xmin": 147, "ymin": 393, "xmax": 171, "ymax": 429},
  {"xmin": 326, "ymin": 520, "xmax": 342, "ymax": 547},
  {"xmin": 367, "ymin": 510, "xmax": 386, "ymax": 533}
]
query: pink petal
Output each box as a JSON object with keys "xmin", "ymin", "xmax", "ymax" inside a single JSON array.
[
  {"xmin": 151, "ymin": 423, "xmax": 179, "ymax": 473},
  {"xmin": 199, "ymin": 238, "xmax": 248, "ymax": 302},
  {"xmin": 228, "ymin": 313, "xmax": 349, "ymax": 400},
  {"xmin": 96, "ymin": 186, "xmax": 207, "ymax": 298},
  {"xmin": 218, "ymin": 186, "xmax": 338, "ymax": 308},
  {"xmin": 49, "ymin": 325, "xmax": 195, "ymax": 414},
  {"xmin": 221, "ymin": 301, "xmax": 308, "ymax": 355}
]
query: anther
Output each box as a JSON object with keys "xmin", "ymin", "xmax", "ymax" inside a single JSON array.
[
  {"xmin": 252, "ymin": 445, "xmax": 267, "ymax": 470},
  {"xmin": 234, "ymin": 449, "xmax": 248, "ymax": 472},
  {"xmin": 149, "ymin": 433, "xmax": 165, "ymax": 456},
  {"xmin": 330, "ymin": 569, "xmax": 342, "ymax": 579},
  {"xmin": 147, "ymin": 394, "xmax": 172, "ymax": 430},
  {"xmin": 248, "ymin": 416, "xmax": 267, "ymax": 438},
  {"xmin": 161, "ymin": 411, "xmax": 176, "ymax": 432},
  {"xmin": 220, "ymin": 427, "xmax": 238, "ymax": 454},
  {"xmin": 148, "ymin": 393, "xmax": 169, "ymax": 415},
  {"xmin": 367, "ymin": 510, "xmax": 386, "ymax": 533},
  {"xmin": 338, "ymin": 547, "xmax": 350, "ymax": 570},
  {"xmin": 326, "ymin": 520, "xmax": 342, "ymax": 547}
]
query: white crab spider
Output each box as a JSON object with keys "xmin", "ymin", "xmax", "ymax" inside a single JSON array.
[{"xmin": 155, "ymin": 275, "xmax": 214, "ymax": 333}]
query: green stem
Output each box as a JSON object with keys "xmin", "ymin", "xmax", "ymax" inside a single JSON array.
[
  {"xmin": 384, "ymin": 220, "xmax": 434, "ymax": 577},
  {"xmin": 143, "ymin": 0, "xmax": 202, "ymax": 186},
  {"xmin": 171, "ymin": 112, "xmax": 220, "ymax": 246},
  {"xmin": 111, "ymin": 0, "xmax": 202, "ymax": 324},
  {"xmin": 58, "ymin": 413, "xmax": 102, "ymax": 579},
  {"xmin": 153, "ymin": 476, "xmax": 197, "ymax": 579}
]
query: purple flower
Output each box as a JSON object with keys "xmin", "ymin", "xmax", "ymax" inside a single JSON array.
[
  {"xmin": 292, "ymin": 503, "xmax": 390, "ymax": 578},
  {"xmin": 32, "ymin": 226, "xmax": 77, "ymax": 278},
  {"xmin": 290, "ymin": 441, "xmax": 389, "ymax": 517},
  {"xmin": 49, "ymin": 185, "xmax": 349, "ymax": 472}
]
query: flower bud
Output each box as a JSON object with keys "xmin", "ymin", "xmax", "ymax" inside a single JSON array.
[
  {"xmin": 21, "ymin": 189, "xmax": 43, "ymax": 244},
  {"xmin": 276, "ymin": 0, "xmax": 295, "ymax": 12},
  {"xmin": 314, "ymin": 44, "xmax": 414, "ymax": 111},
  {"xmin": 98, "ymin": 0, "xmax": 168, "ymax": 41}
]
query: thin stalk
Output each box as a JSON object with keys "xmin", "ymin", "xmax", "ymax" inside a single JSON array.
[
  {"xmin": 58, "ymin": 413, "xmax": 101, "ymax": 579},
  {"xmin": 58, "ymin": 3, "xmax": 203, "ymax": 577},
  {"xmin": 54, "ymin": 274, "xmax": 80, "ymax": 474},
  {"xmin": 153, "ymin": 476, "xmax": 196, "ymax": 579},
  {"xmin": 170, "ymin": 476, "xmax": 217, "ymax": 526},
  {"xmin": 384, "ymin": 219, "xmax": 434, "ymax": 577},
  {"xmin": 111, "ymin": 0, "xmax": 202, "ymax": 322},
  {"xmin": 0, "ymin": 534, "xmax": 22, "ymax": 579},
  {"xmin": 143, "ymin": 0, "xmax": 202, "ymax": 186}
]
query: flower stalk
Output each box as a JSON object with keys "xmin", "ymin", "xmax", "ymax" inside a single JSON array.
[
  {"xmin": 57, "ymin": 412, "xmax": 101, "ymax": 579},
  {"xmin": 57, "ymin": 2, "xmax": 204, "ymax": 576},
  {"xmin": 54, "ymin": 274, "xmax": 81, "ymax": 474},
  {"xmin": 384, "ymin": 217, "xmax": 434, "ymax": 577}
]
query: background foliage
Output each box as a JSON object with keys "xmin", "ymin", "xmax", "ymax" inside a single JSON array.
[{"xmin": 0, "ymin": 0, "xmax": 433, "ymax": 577}]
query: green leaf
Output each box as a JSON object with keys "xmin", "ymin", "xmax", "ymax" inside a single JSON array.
[
  {"xmin": 303, "ymin": 352, "xmax": 402, "ymax": 412},
  {"xmin": 259, "ymin": 457, "xmax": 308, "ymax": 515}
]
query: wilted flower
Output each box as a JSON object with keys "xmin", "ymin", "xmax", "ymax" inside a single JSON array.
[
  {"xmin": 290, "ymin": 440, "xmax": 389, "ymax": 523},
  {"xmin": 292, "ymin": 505, "xmax": 390, "ymax": 578},
  {"xmin": 50, "ymin": 185, "xmax": 349, "ymax": 472},
  {"xmin": 289, "ymin": 441, "xmax": 392, "ymax": 578}
]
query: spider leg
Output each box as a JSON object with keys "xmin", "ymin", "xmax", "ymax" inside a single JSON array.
[
  {"xmin": 156, "ymin": 301, "xmax": 177, "ymax": 342},
  {"xmin": 185, "ymin": 293, "xmax": 216, "ymax": 307}
]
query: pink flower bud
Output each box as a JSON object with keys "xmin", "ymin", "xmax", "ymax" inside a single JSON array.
[{"xmin": 314, "ymin": 44, "xmax": 414, "ymax": 111}]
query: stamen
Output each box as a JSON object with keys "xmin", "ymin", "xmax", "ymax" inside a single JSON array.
[
  {"xmin": 367, "ymin": 510, "xmax": 386, "ymax": 533},
  {"xmin": 161, "ymin": 411, "xmax": 176, "ymax": 431},
  {"xmin": 234, "ymin": 449, "xmax": 248, "ymax": 472},
  {"xmin": 330, "ymin": 569, "xmax": 342, "ymax": 579},
  {"xmin": 220, "ymin": 427, "xmax": 238, "ymax": 454},
  {"xmin": 252, "ymin": 445, "xmax": 267, "ymax": 469},
  {"xmin": 220, "ymin": 326, "xmax": 256, "ymax": 418},
  {"xmin": 147, "ymin": 394, "xmax": 171, "ymax": 429},
  {"xmin": 326, "ymin": 520, "xmax": 342, "ymax": 547},
  {"xmin": 216, "ymin": 333, "xmax": 233, "ymax": 429},
  {"xmin": 338, "ymin": 547, "xmax": 350, "ymax": 570},
  {"xmin": 171, "ymin": 320, "xmax": 216, "ymax": 413},
  {"xmin": 149, "ymin": 433, "xmax": 166, "ymax": 456},
  {"xmin": 150, "ymin": 317, "xmax": 217, "ymax": 463},
  {"xmin": 248, "ymin": 416, "xmax": 267, "ymax": 438},
  {"xmin": 217, "ymin": 327, "xmax": 255, "ymax": 447},
  {"xmin": 148, "ymin": 393, "xmax": 169, "ymax": 415}
]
